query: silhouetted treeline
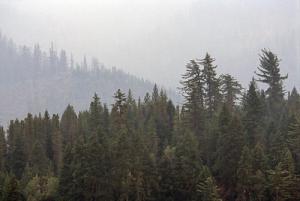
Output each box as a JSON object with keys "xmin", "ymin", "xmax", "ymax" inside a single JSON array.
[{"xmin": 0, "ymin": 50, "xmax": 300, "ymax": 201}]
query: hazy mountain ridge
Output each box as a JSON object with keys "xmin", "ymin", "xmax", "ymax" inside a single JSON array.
[{"xmin": 0, "ymin": 34, "xmax": 179, "ymax": 125}]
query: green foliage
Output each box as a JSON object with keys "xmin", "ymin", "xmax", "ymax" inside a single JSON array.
[
  {"xmin": 180, "ymin": 59, "xmax": 206, "ymax": 136},
  {"xmin": 215, "ymin": 106, "xmax": 244, "ymax": 187},
  {"xmin": 255, "ymin": 49, "xmax": 288, "ymax": 120},
  {"xmin": 25, "ymin": 176, "xmax": 59, "ymax": 201},
  {"xmin": 2, "ymin": 176, "xmax": 25, "ymax": 201},
  {"xmin": 220, "ymin": 74, "xmax": 242, "ymax": 110},
  {"xmin": 200, "ymin": 53, "xmax": 221, "ymax": 118},
  {"xmin": 0, "ymin": 50, "xmax": 299, "ymax": 201},
  {"xmin": 197, "ymin": 176, "xmax": 222, "ymax": 201},
  {"xmin": 242, "ymin": 79, "xmax": 264, "ymax": 147}
]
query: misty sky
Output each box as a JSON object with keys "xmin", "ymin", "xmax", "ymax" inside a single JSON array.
[{"xmin": 0, "ymin": 0, "xmax": 300, "ymax": 89}]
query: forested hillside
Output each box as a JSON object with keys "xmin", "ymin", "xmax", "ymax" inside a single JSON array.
[
  {"xmin": 0, "ymin": 34, "xmax": 178, "ymax": 125},
  {"xmin": 0, "ymin": 49, "xmax": 300, "ymax": 201}
]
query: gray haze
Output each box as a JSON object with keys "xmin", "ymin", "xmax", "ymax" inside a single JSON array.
[{"xmin": 0, "ymin": 0, "xmax": 300, "ymax": 88}]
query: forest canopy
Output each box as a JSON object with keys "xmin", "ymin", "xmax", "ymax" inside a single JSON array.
[{"xmin": 0, "ymin": 49, "xmax": 300, "ymax": 201}]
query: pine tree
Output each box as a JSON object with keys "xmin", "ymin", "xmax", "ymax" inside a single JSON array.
[
  {"xmin": 252, "ymin": 142, "xmax": 268, "ymax": 172},
  {"xmin": 25, "ymin": 175, "xmax": 59, "ymax": 201},
  {"xmin": 111, "ymin": 89, "xmax": 127, "ymax": 133},
  {"xmin": 0, "ymin": 127, "xmax": 6, "ymax": 172},
  {"xmin": 268, "ymin": 129, "xmax": 287, "ymax": 168},
  {"xmin": 30, "ymin": 140, "xmax": 50, "ymax": 176},
  {"xmin": 287, "ymin": 115, "xmax": 300, "ymax": 173},
  {"xmin": 88, "ymin": 93, "xmax": 103, "ymax": 141},
  {"xmin": 220, "ymin": 74, "xmax": 242, "ymax": 110},
  {"xmin": 243, "ymin": 79, "xmax": 264, "ymax": 147},
  {"xmin": 268, "ymin": 148, "xmax": 300, "ymax": 200},
  {"xmin": 268, "ymin": 161, "xmax": 300, "ymax": 200},
  {"xmin": 287, "ymin": 87, "xmax": 300, "ymax": 116},
  {"xmin": 215, "ymin": 106, "xmax": 244, "ymax": 188},
  {"xmin": 236, "ymin": 146, "xmax": 254, "ymax": 201},
  {"xmin": 102, "ymin": 104, "xmax": 110, "ymax": 135},
  {"xmin": 58, "ymin": 146, "xmax": 74, "ymax": 201},
  {"xmin": 60, "ymin": 105, "xmax": 78, "ymax": 146},
  {"xmin": 197, "ymin": 176, "xmax": 221, "ymax": 201},
  {"xmin": 255, "ymin": 49, "xmax": 288, "ymax": 120},
  {"xmin": 200, "ymin": 53, "xmax": 221, "ymax": 118},
  {"xmin": 180, "ymin": 60, "xmax": 206, "ymax": 138},
  {"xmin": 51, "ymin": 114, "xmax": 62, "ymax": 175},
  {"xmin": 43, "ymin": 111, "xmax": 52, "ymax": 162},
  {"xmin": 23, "ymin": 114, "xmax": 34, "ymax": 166},
  {"xmin": 172, "ymin": 131, "xmax": 203, "ymax": 201},
  {"xmin": 2, "ymin": 176, "xmax": 26, "ymax": 201},
  {"xmin": 7, "ymin": 121, "xmax": 26, "ymax": 179}
]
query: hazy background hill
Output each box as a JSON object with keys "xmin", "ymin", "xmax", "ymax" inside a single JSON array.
[
  {"xmin": 0, "ymin": 0, "xmax": 299, "ymax": 88},
  {"xmin": 0, "ymin": 35, "xmax": 179, "ymax": 125}
]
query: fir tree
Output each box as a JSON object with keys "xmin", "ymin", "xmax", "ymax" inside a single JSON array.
[
  {"xmin": 236, "ymin": 146, "xmax": 254, "ymax": 201},
  {"xmin": 180, "ymin": 60, "xmax": 206, "ymax": 139},
  {"xmin": 215, "ymin": 106, "xmax": 244, "ymax": 188},
  {"xmin": 0, "ymin": 127, "xmax": 6, "ymax": 172},
  {"xmin": 220, "ymin": 74, "xmax": 242, "ymax": 110},
  {"xmin": 200, "ymin": 53, "xmax": 221, "ymax": 118},
  {"xmin": 60, "ymin": 105, "xmax": 78, "ymax": 146},
  {"xmin": 88, "ymin": 93, "xmax": 103, "ymax": 142},
  {"xmin": 197, "ymin": 176, "xmax": 221, "ymax": 201},
  {"xmin": 243, "ymin": 79, "xmax": 264, "ymax": 147}
]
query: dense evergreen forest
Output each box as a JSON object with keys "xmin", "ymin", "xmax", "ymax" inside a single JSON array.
[
  {"xmin": 0, "ymin": 49, "xmax": 300, "ymax": 201},
  {"xmin": 0, "ymin": 33, "xmax": 178, "ymax": 124}
]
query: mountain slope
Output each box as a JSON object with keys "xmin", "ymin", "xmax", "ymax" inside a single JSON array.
[{"xmin": 0, "ymin": 34, "xmax": 179, "ymax": 124}]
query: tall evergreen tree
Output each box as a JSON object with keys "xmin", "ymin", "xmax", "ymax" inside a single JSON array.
[
  {"xmin": 243, "ymin": 79, "xmax": 264, "ymax": 147},
  {"xmin": 200, "ymin": 53, "xmax": 221, "ymax": 118},
  {"xmin": 7, "ymin": 121, "xmax": 26, "ymax": 179},
  {"xmin": 88, "ymin": 93, "xmax": 103, "ymax": 141},
  {"xmin": 60, "ymin": 105, "xmax": 78, "ymax": 146},
  {"xmin": 215, "ymin": 106, "xmax": 244, "ymax": 190},
  {"xmin": 255, "ymin": 49, "xmax": 288, "ymax": 119},
  {"xmin": 287, "ymin": 87, "xmax": 300, "ymax": 116},
  {"xmin": 220, "ymin": 74, "xmax": 242, "ymax": 110},
  {"xmin": 51, "ymin": 114, "xmax": 62, "ymax": 175},
  {"xmin": 180, "ymin": 60, "xmax": 205, "ymax": 138},
  {"xmin": 0, "ymin": 127, "xmax": 6, "ymax": 172},
  {"xmin": 236, "ymin": 146, "xmax": 254, "ymax": 201}
]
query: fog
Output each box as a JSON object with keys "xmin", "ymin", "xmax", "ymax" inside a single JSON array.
[{"xmin": 0, "ymin": 0, "xmax": 300, "ymax": 88}]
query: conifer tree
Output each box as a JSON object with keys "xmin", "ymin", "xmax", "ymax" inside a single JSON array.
[
  {"xmin": 43, "ymin": 111, "xmax": 52, "ymax": 162},
  {"xmin": 252, "ymin": 142, "xmax": 268, "ymax": 172},
  {"xmin": 58, "ymin": 146, "xmax": 74, "ymax": 201},
  {"xmin": 243, "ymin": 79, "xmax": 264, "ymax": 147},
  {"xmin": 215, "ymin": 106, "xmax": 244, "ymax": 187},
  {"xmin": 268, "ymin": 162, "xmax": 300, "ymax": 200},
  {"xmin": 220, "ymin": 74, "xmax": 242, "ymax": 110},
  {"xmin": 0, "ymin": 127, "xmax": 6, "ymax": 172},
  {"xmin": 2, "ymin": 176, "xmax": 26, "ymax": 201},
  {"xmin": 237, "ymin": 146, "xmax": 254, "ymax": 201},
  {"xmin": 23, "ymin": 114, "xmax": 34, "ymax": 165},
  {"xmin": 7, "ymin": 121, "xmax": 26, "ymax": 179},
  {"xmin": 197, "ymin": 176, "xmax": 221, "ymax": 201},
  {"xmin": 200, "ymin": 53, "xmax": 221, "ymax": 118},
  {"xmin": 287, "ymin": 87, "xmax": 300, "ymax": 116},
  {"xmin": 111, "ymin": 89, "xmax": 127, "ymax": 133},
  {"xmin": 180, "ymin": 60, "xmax": 206, "ymax": 139},
  {"xmin": 51, "ymin": 114, "xmax": 62, "ymax": 175},
  {"xmin": 60, "ymin": 105, "xmax": 78, "ymax": 146},
  {"xmin": 88, "ymin": 93, "xmax": 103, "ymax": 141},
  {"xmin": 255, "ymin": 49, "xmax": 288, "ymax": 119},
  {"xmin": 287, "ymin": 116, "xmax": 300, "ymax": 173},
  {"xmin": 30, "ymin": 140, "xmax": 49, "ymax": 176}
]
